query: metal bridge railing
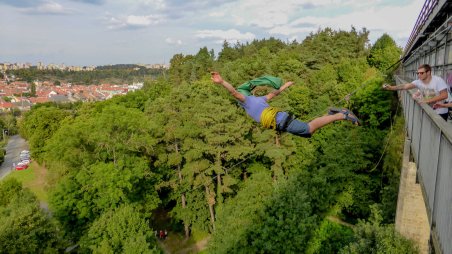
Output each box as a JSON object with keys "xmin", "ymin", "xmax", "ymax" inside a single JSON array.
[
  {"xmin": 396, "ymin": 75, "xmax": 452, "ymax": 254},
  {"xmin": 404, "ymin": 0, "xmax": 439, "ymax": 54}
]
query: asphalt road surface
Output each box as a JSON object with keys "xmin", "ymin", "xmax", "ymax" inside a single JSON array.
[{"xmin": 0, "ymin": 135, "xmax": 29, "ymax": 179}]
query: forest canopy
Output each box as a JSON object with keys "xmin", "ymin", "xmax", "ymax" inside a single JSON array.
[{"xmin": 6, "ymin": 28, "xmax": 418, "ymax": 253}]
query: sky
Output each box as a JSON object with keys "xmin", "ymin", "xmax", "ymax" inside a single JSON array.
[{"xmin": 0, "ymin": 0, "xmax": 425, "ymax": 66}]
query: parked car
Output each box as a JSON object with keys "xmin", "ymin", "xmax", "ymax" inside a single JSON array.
[
  {"xmin": 15, "ymin": 163, "xmax": 28, "ymax": 170},
  {"xmin": 20, "ymin": 154, "xmax": 30, "ymax": 160},
  {"xmin": 20, "ymin": 159, "xmax": 30, "ymax": 165},
  {"xmin": 20, "ymin": 150, "xmax": 30, "ymax": 159}
]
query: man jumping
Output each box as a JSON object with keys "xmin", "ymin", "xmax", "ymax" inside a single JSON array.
[{"xmin": 211, "ymin": 72, "xmax": 360, "ymax": 138}]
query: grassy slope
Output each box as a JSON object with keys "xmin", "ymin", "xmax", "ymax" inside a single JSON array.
[{"xmin": 3, "ymin": 161, "xmax": 48, "ymax": 202}]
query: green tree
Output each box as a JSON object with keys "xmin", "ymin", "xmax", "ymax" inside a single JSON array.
[
  {"xmin": 0, "ymin": 111, "xmax": 16, "ymax": 136},
  {"xmin": 145, "ymin": 84, "xmax": 196, "ymax": 237},
  {"xmin": 30, "ymin": 82, "xmax": 37, "ymax": 97},
  {"xmin": 306, "ymin": 220, "xmax": 354, "ymax": 254},
  {"xmin": 218, "ymin": 40, "xmax": 241, "ymax": 63},
  {"xmin": 43, "ymin": 102, "xmax": 160, "ymax": 239},
  {"xmin": 191, "ymin": 47, "xmax": 214, "ymax": 81},
  {"xmin": 379, "ymin": 115, "xmax": 405, "ymax": 223},
  {"xmin": 208, "ymin": 170, "xmax": 274, "ymax": 253},
  {"xmin": 187, "ymin": 81, "xmax": 254, "ymax": 229},
  {"xmin": 368, "ymin": 34, "xmax": 402, "ymax": 73},
  {"xmin": 147, "ymin": 80, "xmax": 255, "ymax": 234},
  {"xmin": 79, "ymin": 205, "xmax": 160, "ymax": 253},
  {"xmin": 210, "ymin": 170, "xmax": 323, "ymax": 253},
  {"xmin": 50, "ymin": 158, "xmax": 160, "ymax": 238},
  {"xmin": 339, "ymin": 206, "xmax": 418, "ymax": 254},
  {"xmin": 43, "ymin": 103, "xmax": 156, "ymax": 177},
  {"xmin": 0, "ymin": 179, "xmax": 65, "ymax": 253},
  {"xmin": 19, "ymin": 105, "xmax": 70, "ymax": 163},
  {"xmin": 168, "ymin": 54, "xmax": 189, "ymax": 85}
]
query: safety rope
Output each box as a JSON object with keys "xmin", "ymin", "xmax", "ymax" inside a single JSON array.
[
  {"xmin": 307, "ymin": 75, "xmax": 385, "ymax": 121},
  {"xmin": 261, "ymin": 107, "xmax": 279, "ymax": 129},
  {"xmin": 369, "ymin": 97, "xmax": 401, "ymax": 172}
]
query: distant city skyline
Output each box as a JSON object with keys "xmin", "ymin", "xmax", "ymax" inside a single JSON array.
[
  {"xmin": 0, "ymin": 0, "xmax": 425, "ymax": 66},
  {"xmin": 0, "ymin": 61, "xmax": 168, "ymax": 68}
]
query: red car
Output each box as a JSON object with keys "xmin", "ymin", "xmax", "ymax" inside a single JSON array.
[{"xmin": 15, "ymin": 163, "xmax": 28, "ymax": 170}]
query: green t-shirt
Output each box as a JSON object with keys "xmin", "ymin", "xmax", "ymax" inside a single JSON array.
[{"xmin": 237, "ymin": 76, "xmax": 283, "ymax": 96}]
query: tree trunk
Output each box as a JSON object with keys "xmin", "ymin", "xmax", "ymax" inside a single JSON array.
[
  {"xmin": 273, "ymin": 134, "xmax": 282, "ymax": 181},
  {"xmin": 178, "ymin": 165, "xmax": 190, "ymax": 238},
  {"xmin": 205, "ymin": 185, "xmax": 216, "ymax": 231},
  {"xmin": 176, "ymin": 143, "xmax": 190, "ymax": 238},
  {"xmin": 216, "ymin": 152, "xmax": 223, "ymax": 204},
  {"xmin": 113, "ymin": 147, "xmax": 117, "ymax": 166},
  {"xmin": 217, "ymin": 174, "xmax": 222, "ymax": 197},
  {"xmin": 272, "ymin": 159, "xmax": 284, "ymax": 182}
]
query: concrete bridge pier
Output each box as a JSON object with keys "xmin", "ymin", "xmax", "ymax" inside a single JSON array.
[{"xmin": 395, "ymin": 137, "xmax": 430, "ymax": 254}]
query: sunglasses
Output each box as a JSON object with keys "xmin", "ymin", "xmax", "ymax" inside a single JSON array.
[{"xmin": 417, "ymin": 71, "xmax": 429, "ymax": 75}]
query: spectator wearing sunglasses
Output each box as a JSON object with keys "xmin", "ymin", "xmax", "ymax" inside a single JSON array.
[{"xmin": 382, "ymin": 64, "xmax": 448, "ymax": 120}]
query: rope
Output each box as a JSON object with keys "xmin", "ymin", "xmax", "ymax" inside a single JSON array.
[
  {"xmin": 306, "ymin": 75, "xmax": 385, "ymax": 122},
  {"xmin": 369, "ymin": 98, "xmax": 401, "ymax": 172},
  {"xmin": 261, "ymin": 107, "xmax": 279, "ymax": 129},
  {"xmin": 301, "ymin": 53, "xmax": 409, "ymax": 123}
]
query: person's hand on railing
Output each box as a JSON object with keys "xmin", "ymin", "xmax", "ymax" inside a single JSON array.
[{"xmin": 412, "ymin": 89, "xmax": 423, "ymax": 102}]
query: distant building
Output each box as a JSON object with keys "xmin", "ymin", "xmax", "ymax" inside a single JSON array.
[
  {"xmin": 49, "ymin": 94, "xmax": 70, "ymax": 103},
  {"xmin": 128, "ymin": 82, "xmax": 144, "ymax": 91},
  {"xmin": 12, "ymin": 100, "xmax": 32, "ymax": 111}
]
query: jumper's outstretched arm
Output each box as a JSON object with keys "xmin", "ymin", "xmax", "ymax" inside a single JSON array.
[
  {"xmin": 265, "ymin": 81, "xmax": 294, "ymax": 101},
  {"xmin": 211, "ymin": 72, "xmax": 245, "ymax": 102}
]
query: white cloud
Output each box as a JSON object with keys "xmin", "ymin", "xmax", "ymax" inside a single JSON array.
[
  {"xmin": 240, "ymin": 0, "xmax": 424, "ymax": 46},
  {"xmin": 104, "ymin": 14, "xmax": 165, "ymax": 29},
  {"xmin": 294, "ymin": 4, "xmax": 417, "ymax": 34},
  {"xmin": 165, "ymin": 37, "xmax": 183, "ymax": 45},
  {"xmin": 2, "ymin": 0, "xmax": 427, "ymax": 65},
  {"xmin": 115, "ymin": 0, "xmax": 166, "ymax": 9},
  {"xmin": 228, "ymin": 0, "xmax": 299, "ymax": 28},
  {"xmin": 20, "ymin": 1, "xmax": 74, "ymax": 15},
  {"xmin": 126, "ymin": 15, "xmax": 157, "ymax": 26},
  {"xmin": 196, "ymin": 29, "xmax": 256, "ymax": 44},
  {"xmin": 208, "ymin": 11, "xmax": 225, "ymax": 17},
  {"xmin": 269, "ymin": 25, "xmax": 314, "ymax": 36}
]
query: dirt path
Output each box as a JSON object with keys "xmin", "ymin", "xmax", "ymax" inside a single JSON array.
[
  {"xmin": 157, "ymin": 239, "xmax": 171, "ymax": 254},
  {"xmin": 25, "ymin": 162, "xmax": 47, "ymax": 189},
  {"xmin": 327, "ymin": 216, "xmax": 355, "ymax": 228},
  {"xmin": 23, "ymin": 162, "xmax": 50, "ymax": 212},
  {"xmin": 157, "ymin": 234, "xmax": 209, "ymax": 254}
]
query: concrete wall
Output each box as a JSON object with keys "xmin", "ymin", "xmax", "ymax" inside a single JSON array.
[{"xmin": 395, "ymin": 139, "xmax": 430, "ymax": 254}]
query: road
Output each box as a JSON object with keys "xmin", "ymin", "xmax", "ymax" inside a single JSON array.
[{"xmin": 0, "ymin": 135, "xmax": 29, "ymax": 179}]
